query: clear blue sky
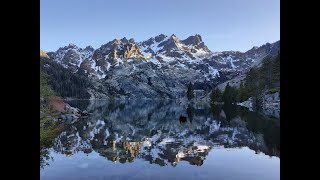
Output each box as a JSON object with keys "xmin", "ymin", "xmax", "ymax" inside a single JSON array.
[{"xmin": 40, "ymin": 0, "xmax": 279, "ymax": 52}]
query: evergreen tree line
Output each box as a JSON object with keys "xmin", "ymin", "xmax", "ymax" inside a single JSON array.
[
  {"xmin": 210, "ymin": 53, "xmax": 280, "ymax": 107},
  {"xmin": 40, "ymin": 58, "xmax": 92, "ymax": 99},
  {"xmin": 40, "ymin": 70, "xmax": 55, "ymax": 99}
]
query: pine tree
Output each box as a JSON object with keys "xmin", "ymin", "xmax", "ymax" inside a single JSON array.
[
  {"xmin": 238, "ymin": 81, "xmax": 245, "ymax": 102},
  {"xmin": 210, "ymin": 88, "xmax": 222, "ymax": 103},
  {"xmin": 222, "ymin": 83, "xmax": 231, "ymax": 104},
  {"xmin": 187, "ymin": 82, "xmax": 195, "ymax": 100},
  {"xmin": 222, "ymin": 83, "xmax": 239, "ymax": 104},
  {"xmin": 40, "ymin": 70, "xmax": 55, "ymax": 99},
  {"xmin": 187, "ymin": 105, "xmax": 194, "ymax": 123},
  {"xmin": 230, "ymin": 86, "xmax": 238, "ymax": 103}
]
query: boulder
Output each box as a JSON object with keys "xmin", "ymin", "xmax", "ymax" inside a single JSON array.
[
  {"xmin": 65, "ymin": 103, "xmax": 80, "ymax": 115},
  {"xmin": 60, "ymin": 114, "xmax": 79, "ymax": 123},
  {"xmin": 80, "ymin": 110, "xmax": 90, "ymax": 116}
]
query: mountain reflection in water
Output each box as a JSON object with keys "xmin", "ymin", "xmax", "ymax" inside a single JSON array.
[{"xmin": 42, "ymin": 100, "xmax": 280, "ymax": 169}]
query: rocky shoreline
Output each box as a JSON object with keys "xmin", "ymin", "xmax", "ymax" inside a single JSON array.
[
  {"xmin": 46, "ymin": 96, "xmax": 91, "ymax": 124},
  {"xmin": 58, "ymin": 103, "xmax": 90, "ymax": 123}
]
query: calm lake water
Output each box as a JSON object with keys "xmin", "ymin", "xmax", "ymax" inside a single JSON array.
[{"xmin": 40, "ymin": 100, "xmax": 280, "ymax": 180}]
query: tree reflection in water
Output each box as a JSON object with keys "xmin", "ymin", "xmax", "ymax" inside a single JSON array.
[{"xmin": 41, "ymin": 100, "xmax": 280, "ymax": 168}]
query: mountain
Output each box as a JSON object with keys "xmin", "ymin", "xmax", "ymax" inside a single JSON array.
[
  {"xmin": 42, "ymin": 34, "xmax": 280, "ymax": 99},
  {"xmin": 40, "ymin": 52, "xmax": 94, "ymax": 99}
]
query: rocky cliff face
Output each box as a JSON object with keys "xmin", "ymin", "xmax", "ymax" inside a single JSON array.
[
  {"xmin": 43, "ymin": 35, "xmax": 280, "ymax": 99},
  {"xmin": 93, "ymin": 38, "xmax": 144, "ymax": 62},
  {"xmin": 40, "ymin": 50, "xmax": 50, "ymax": 59}
]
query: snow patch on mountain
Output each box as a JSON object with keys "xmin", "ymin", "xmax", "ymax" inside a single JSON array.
[
  {"xmin": 208, "ymin": 66, "xmax": 220, "ymax": 77},
  {"xmin": 115, "ymin": 58, "xmax": 123, "ymax": 66}
]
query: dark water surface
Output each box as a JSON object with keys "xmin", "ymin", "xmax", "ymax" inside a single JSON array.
[{"xmin": 40, "ymin": 100, "xmax": 280, "ymax": 180}]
